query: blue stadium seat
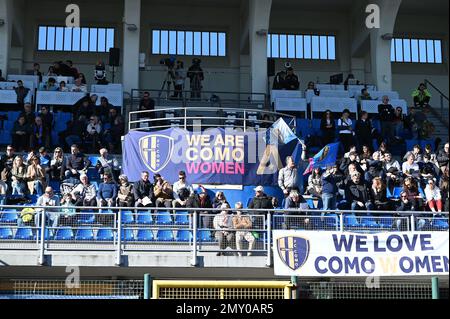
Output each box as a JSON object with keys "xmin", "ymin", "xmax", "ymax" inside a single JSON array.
[
  {"xmin": 344, "ymin": 214, "xmax": 360, "ymax": 229},
  {"xmin": 389, "ymin": 187, "xmax": 403, "ymax": 199},
  {"xmin": 174, "ymin": 211, "xmax": 190, "ymax": 225},
  {"xmin": 88, "ymin": 156, "xmax": 100, "ymax": 167},
  {"xmin": 55, "ymin": 228, "xmax": 74, "ymax": 241},
  {"xmin": 96, "ymin": 229, "xmax": 114, "ymax": 241},
  {"xmin": 75, "ymin": 228, "xmax": 95, "ymax": 241},
  {"xmin": 14, "ymin": 227, "xmax": 34, "ymax": 240},
  {"xmin": 77, "ymin": 212, "xmax": 95, "ymax": 224},
  {"xmin": 121, "ymin": 229, "xmax": 135, "ymax": 241},
  {"xmin": 0, "ymin": 211, "xmax": 18, "ymax": 223},
  {"xmin": 0, "ymin": 228, "xmax": 13, "ymax": 239},
  {"xmin": 36, "ymin": 228, "xmax": 53, "ymax": 240},
  {"xmin": 432, "ymin": 218, "xmax": 449, "ymax": 231},
  {"xmin": 157, "ymin": 230, "xmax": 174, "ymax": 241},
  {"xmin": 246, "ymin": 198, "xmax": 253, "ymax": 208},
  {"xmin": 360, "ymin": 216, "xmax": 381, "ymax": 229},
  {"xmin": 121, "ymin": 210, "xmax": 135, "ymax": 225},
  {"xmin": 379, "ymin": 215, "xmax": 394, "ymax": 229},
  {"xmin": 136, "ymin": 211, "xmax": 153, "ymax": 225},
  {"xmin": 136, "ymin": 229, "xmax": 154, "ymax": 242},
  {"xmin": 155, "ymin": 211, "xmax": 172, "ymax": 225},
  {"xmin": 406, "ymin": 139, "xmax": 419, "ymax": 152},
  {"xmin": 87, "ymin": 168, "xmax": 99, "ymax": 181},
  {"xmin": 197, "ymin": 230, "xmax": 213, "ymax": 242},
  {"xmin": 176, "ymin": 230, "xmax": 193, "ymax": 242},
  {"xmin": 324, "ymin": 214, "xmax": 339, "ymax": 228}
]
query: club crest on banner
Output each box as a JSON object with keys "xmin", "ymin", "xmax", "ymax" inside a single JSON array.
[
  {"xmin": 277, "ymin": 236, "xmax": 310, "ymax": 271},
  {"xmin": 139, "ymin": 134, "xmax": 174, "ymax": 174}
]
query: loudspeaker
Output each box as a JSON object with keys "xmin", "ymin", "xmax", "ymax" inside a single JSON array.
[
  {"xmin": 109, "ymin": 48, "xmax": 120, "ymax": 67},
  {"xmin": 267, "ymin": 58, "xmax": 275, "ymax": 77}
]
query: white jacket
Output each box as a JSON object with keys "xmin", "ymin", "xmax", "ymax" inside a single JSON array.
[{"xmin": 425, "ymin": 185, "xmax": 442, "ymax": 201}]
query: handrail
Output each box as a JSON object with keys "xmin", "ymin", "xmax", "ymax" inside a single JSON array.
[{"xmin": 424, "ymin": 79, "xmax": 449, "ymax": 101}]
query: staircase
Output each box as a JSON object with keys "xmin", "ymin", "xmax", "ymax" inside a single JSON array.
[{"xmin": 424, "ymin": 79, "xmax": 449, "ymax": 145}]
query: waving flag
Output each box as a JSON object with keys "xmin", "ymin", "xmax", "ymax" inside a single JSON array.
[
  {"xmin": 265, "ymin": 118, "xmax": 298, "ymax": 145},
  {"xmin": 303, "ymin": 143, "xmax": 340, "ymax": 175}
]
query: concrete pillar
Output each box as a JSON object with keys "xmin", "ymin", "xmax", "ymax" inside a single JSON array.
[
  {"xmin": 248, "ymin": 0, "xmax": 272, "ymax": 99},
  {"xmin": 0, "ymin": 0, "xmax": 12, "ymax": 76},
  {"xmin": 122, "ymin": 0, "xmax": 141, "ymax": 93},
  {"xmin": 369, "ymin": 0, "xmax": 402, "ymax": 91}
]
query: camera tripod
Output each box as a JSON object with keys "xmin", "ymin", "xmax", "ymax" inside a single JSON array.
[{"xmin": 158, "ymin": 68, "xmax": 175, "ymax": 99}]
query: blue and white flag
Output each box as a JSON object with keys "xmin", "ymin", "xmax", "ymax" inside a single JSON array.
[
  {"xmin": 303, "ymin": 142, "xmax": 340, "ymax": 175},
  {"xmin": 266, "ymin": 118, "xmax": 298, "ymax": 145}
]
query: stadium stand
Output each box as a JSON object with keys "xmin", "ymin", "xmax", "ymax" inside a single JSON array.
[{"xmin": 0, "ymin": 0, "xmax": 448, "ymax": 301}]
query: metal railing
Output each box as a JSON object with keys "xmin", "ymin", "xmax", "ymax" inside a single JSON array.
[
  {"xmin": 0, "ymin": 206, "xmax": 448, "ymax": 267},
  {"xmin": 128, "ymin": 107, "xmax": 297, "ymax": 132},
  {"xmin": 131, "ymin": 89, "xmax": 268, "ymax": 111},
  {"xmin": 424, "ymin": 79, "xmax": 449, "ymax": 127}
]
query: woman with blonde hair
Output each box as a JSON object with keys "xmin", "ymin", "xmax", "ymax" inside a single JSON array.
[
  {"xmin": 26, "ymin": 156, "xmax": 46, "ymax": 196},
  {"xmin": 49, "ymin": 147, "xmax": 65, "ymax": 181},
  {"xmin": 11, "ymin": 156, "xmax": 28, "ymax": 195}
]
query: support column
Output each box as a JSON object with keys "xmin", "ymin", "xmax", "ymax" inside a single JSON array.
[
  {"xmin": 369, "ymin": 0, "xmax": 402, "ymax": 91},
  {"xmin": 248, "ymin": 0, "xmax": 272, "ymax": 99},
  {"xmin": 0, "ymin": 0, "xmax": 12, "ymax": 76},
  {"xmin": 122, "ymin": 0, "xmax": 141, "ymax": 93}
]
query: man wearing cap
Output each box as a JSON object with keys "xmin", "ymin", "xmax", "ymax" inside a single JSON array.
[
  {"xmin": 232, "ymin": 202, "xmax": 256, "ymax": 256},
  {"xmin": 248, "ymin": 186, "xmax": 274, "ymax": 213},
  {"xmin": 213, "ymin": 203, "xmax": 237, "ymax": 256}
]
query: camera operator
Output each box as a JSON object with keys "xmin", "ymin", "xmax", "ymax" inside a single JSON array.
[
  {"xmin": 95, "ymin": 61, "xmax": 109, "ymax": 85},
  {"xmin": 187, "ymin": 58, "xmax": 204, "ymax": 99},
  {"xmin": 284, "ymin": 65, "xmax": 300, "ymax": 91}
]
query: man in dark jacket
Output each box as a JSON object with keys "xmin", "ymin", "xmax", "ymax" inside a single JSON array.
[
  {"xmin": 345, "ymin": 172, "xmax": 373, "ymax": 211},
  {"xmin": 14, "ymin": 80, "xmax": 30, "ymax": 108},
  {"xmin": 19, "ymin": 103, "xmax": 36, "ymax": 126},
  {"xmin": 355, "ymin": 111, "xmax": 374, "ymax": 151},
  {"xmin": 248, "ymin": 186, "xmax": 273, "ymax": 214},
  {"xmin": 437, "ymin": 143, "xmax": 449, "ymax": 173},
  {"xmin": 378, "ymin": 96, "xmax": 395, "ymax": 144},
  {"xmin": 284, "ymin": 68, "xmax": 300, "ymax": 90},
  {"xmin": 0, "ymin": 146, "xmax": 16, "ymax": 189},
  {"xmin": 65, "ymin": 144, "xmax": 91, "ymax": 179},
  {"xmin": 133, "ymin": 171, "xmax": 154, "ymax": 208}
]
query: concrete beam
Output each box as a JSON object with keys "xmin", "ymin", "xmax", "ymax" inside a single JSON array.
[
  {"xmin": 122, "ymin": 0, "xmax": 141, "ymax": 93},
  {"xmin": 248, "ymin": 0, "xmax": 272, "ymax": 97},
  {"xmin": 0, "ymin": 0, "xmax": 12, "ymax": 75}
]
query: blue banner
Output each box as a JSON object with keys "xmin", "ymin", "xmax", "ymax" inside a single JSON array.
[
  {"xmin": 123, "ymin": 128, "xmax": 296, "ymax": 185},
  {"xmin": 304, "ymin": 142, "xmax": 340, "ymax": 175}
]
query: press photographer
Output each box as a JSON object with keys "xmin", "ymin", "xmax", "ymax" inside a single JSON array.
[{"xmin": 187, "ymin": 58, "xmax": 204, "ymax": 99}]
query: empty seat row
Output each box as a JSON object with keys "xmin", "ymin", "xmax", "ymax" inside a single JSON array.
[{"xmin": 0, "ymin": 227, "xmax": 214, "ymax": 242}]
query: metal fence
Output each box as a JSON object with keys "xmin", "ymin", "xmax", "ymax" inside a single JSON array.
[
  {"xmin": 300, "ymin": 281, "xmax": 436, "ymax": 299},
  {"xmin": 0, "ymin": 206, "xmax": 448, "ymax": 266},
  {"xmin": 5, "ymin": 280, "xmax": 144, "ymax": 299}
]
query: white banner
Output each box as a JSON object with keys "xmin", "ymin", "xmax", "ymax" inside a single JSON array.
[{"xmin": 273, "ymin": 231, "xmax": 449, "ymax": 277}]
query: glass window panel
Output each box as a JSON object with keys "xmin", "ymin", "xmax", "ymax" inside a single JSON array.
[
  {"xmin": 202, "ymin": 32, "xmax": 210, "ymax": 56},
  {"xmin": 304, "ymin": 35, "xmax": 312, "ymax": 59},
  {"xmin": 403, "ymin": 39, "xmax": 411, "ymax": 62},
  {"xmin": 63, "ymin": 28, "xmax": 73, "ymax": 51},
  {"xmin": 395, "ymin": 38, "xmax": 403, "ymax": 62},
  {"xmin": 152, "ymin": 30, "xmax": 160, "ymax": 54},
  {"xmin": 391, "ymin": 39, "xmax": 396, "ymax": 62},
  {"xmin": 38, "ymin": 26, "xmax": 47, "ymax": 50},
  {"xmin": 271, "ymin": 34, "xmax": 279, "ymax": 58},
  {"xmin": 319, "ymin": 36, "xmax": 328, "ymax": 60},
  {"xmin": 296, "ymin": 35, "xmax": 303, "ymax": 59},
  {"xmin": 419, "ymin": 40, "xmax": 427, "ymax": 63},
  {"xmin": 185, "ymin": 32, "xmax": 193, "ymax": 55},
  {"xmin": 97, "ymin": 28, "xmax": 106, "ymax": 52},
  {"xmin": 55, "ymin": 27, "xmax": 64, "ymax": 51},
  {"xmin": 210, "ymin": 32, "xmax": 218, "ymax": 56},
  {"xmin": 267, "ymin": 34, "xmax": 271, "ymax": 57},
  {"xmin": 160, "ymin": 30, "xmax": 169, "ymax": 54},
  {"xmin": 72, "ymin": 27, "xmax": 81, "ymax": 51},
  {"xmin": 426, "ymin": 40, "xmax": 435, "ymax": 63},
  {"xmin": 287, "ymin": 35, "xmax": 295, "ymax": 59},
  {"xmin": 218, "ymin": 33, "xmax": 226, "ymax": 56},
  {"xmin": 89, "ymin": 28, "xmax": 98, "ymax": 52},
  {"xmin": 193, "ymin": 32, "xmax": 201, "ymax": 56},
  {"xmin": 177, "ymin": 31, "xmax": 185, "ymax": 55},
  {"xmin": 279, "ymin": 34, "xmax": 287, "ymax": 58},
  {"xmin": 46, "ymin": 27, "xmax": 56, "ymax": 50},
  {"xmin": 106, "ymin": 29, "xmax": 115, "ymax": 51},
  {"xmin": 327, "ymin": 36, "xmax": 335, "ymax": 60},
  {"xmin": 411, "ymin": 39, "xmax": 419, "ymax": 62},
  {"xmin": 311, "ymin": 35, "xmax": 320, "ymax": 59},
  {"xmin": 169, "ymin": 30, "xmax": 177, "ymax": 55},
  {"xmin": 434, "ymin": 40, "xmax": 442, "ymax": 63},
  {"xmin": 80, "ymin": 28, "xmax": 89, "ymax": 52}
]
